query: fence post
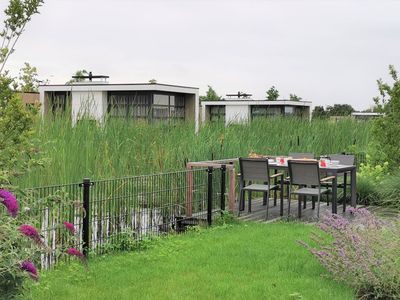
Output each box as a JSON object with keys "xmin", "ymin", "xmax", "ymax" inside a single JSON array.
[
  {"xmin": 207, "ymin": 167, "xmax": 213, "ymax": 226},
  {"xmin": 220, "ymin": 165, "xmax": 226, "ymax": 212},
  {"xmin": 81, "ymin": 178, "xmax": 92, "ymax": 258}
]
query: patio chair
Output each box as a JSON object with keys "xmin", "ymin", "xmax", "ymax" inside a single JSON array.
[
  {"xmin": 287, "ymin": 160, "xmax": 335, "ymax": 219},
  {"xmin": 323, "ymin": 154, "xmax": 355, "ymax": 212},
  {"xmin": 238, "ymin": 157, "xmax": 283, "ymax": 220},
  {"xmin": 282, "ymin": 153, "xmax": 315, "ymax": 205}
]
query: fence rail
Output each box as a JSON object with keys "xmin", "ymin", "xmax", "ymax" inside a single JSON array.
[{"xmin": 17, "ymin": 167, "xmax": 226, "ymax": 268}]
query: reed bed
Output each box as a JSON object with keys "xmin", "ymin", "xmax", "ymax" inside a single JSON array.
[{"xmin": 16, "ymin": 116, "xmax": 371, "ymax": 188}]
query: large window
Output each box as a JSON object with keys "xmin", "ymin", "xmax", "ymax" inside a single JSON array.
[
  {"xmin": 153, "ymin": 94, "xmax": 185, "ymax": 120},
  {"xmin": 284, "ymin": 106, "xmax": 294, "ymax": 115},
  {"xmin": 209, "ymin": 105, "xmax": 225, "ymax": 122},
  {"xmin": 251, "ymin": 106, "xmax": 282, "ymax": 119},
  {"xmin": 107, "ymin": 92, "xmax": 185, "ymax": 120},
  {"xmin": 49, "ymin": 91, "xmax": 70, "ymax": 114},
  {"xmin": 108, "ymin": 92, "xmax": 151, "ymax": 119}
]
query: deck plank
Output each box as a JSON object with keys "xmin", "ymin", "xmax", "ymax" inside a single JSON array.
[{"xmin": 238, "ymin": 198, "xmax": 360, "ymax": 222}]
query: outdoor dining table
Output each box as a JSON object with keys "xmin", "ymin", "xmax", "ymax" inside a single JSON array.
[{"xmin": 268, "ymin": 161, "xmax": 357, "ymax": 214}]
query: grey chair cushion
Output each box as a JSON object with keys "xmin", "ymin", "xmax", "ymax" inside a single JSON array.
[
  {"xmin": 292, "ymin": 187, "xmax": 330, "ymax": 196},
  {"xmin": 243, "ymin": 184, "xmax": 277, "ymax": 192}
]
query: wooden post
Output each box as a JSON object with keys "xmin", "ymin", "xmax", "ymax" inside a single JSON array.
[
  {"xmin": 186, "ymin": 164, "xmax": 193, "ymax": 217},
  {"xmin": 228, "ymin": 166, "xmax": 236, "ymax": 212}
]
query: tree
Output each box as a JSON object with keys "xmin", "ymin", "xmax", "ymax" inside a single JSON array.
[
  {"xmin": 66, "ymin": 69, "xmax": 88, "ymax": 84},
  {"xmin": 0, "ymin": 0, "xmax": 44, "ymax": 74},
  {"xmin": 370, "ymin": 65, "xmax": 400, "ymax": 167},
  {"xmin": 17, "ymin": 62, "xmax": 39, "ymax": 92},
  {"xmin": 289, "ymin": 93, "xmax": 302, "ymax": 101},
  {"xmin": 312, "ymin": 106, "xmax": 327, "ymax": 119},
  {"xmin": 266, "ymin": 86, "xmax": 279, "ymax": 101},
  {"xmin": 326, "ymin": 104, "xmax": 354, "ymax": 116},
  {"xmin": 200, "ymin": 85, "xmax": 221, "ymax": 101},
  {"xmin": 0, "ymin": 1, "xmax": 44, "ymax": 296}
]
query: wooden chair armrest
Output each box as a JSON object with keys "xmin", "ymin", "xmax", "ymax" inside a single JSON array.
[
  {"xmin": 270, "ymin": 172, "xmax": 284, "ymax": 178},
  {"xmin": 320, "ymin": 176, "xmax": 336, "ymax": 183}
]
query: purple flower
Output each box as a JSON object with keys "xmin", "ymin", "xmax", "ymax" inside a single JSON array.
[
  {"xmin": 0, "ymin": 189, "xmax": 19, "ymax": 218},
  {"xmin": 20, "ymin": 261, "xmax": 38, "ymax": 281},
  {"xmin": 63, "ymin": 221, "xmax": 75, "ymax": 234},
  {"xmin": 19, "ymin": 224, "xmax": 42, "ymax": 244},
  {"xmin": 67, "ymin": 247, "xmax": 84, "ymax": 258}
]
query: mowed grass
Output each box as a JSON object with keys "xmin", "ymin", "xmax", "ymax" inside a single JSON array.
[{"xmin": 28, "ymin": 222, "xmax": 354, "ymax": 300}]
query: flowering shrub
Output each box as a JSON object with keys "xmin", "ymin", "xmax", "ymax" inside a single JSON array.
[
  {"xmin": 0, "ymin": 189, "xmax": 83, "ymax": 298},
  {"xmin": 301, "ymin": 208, "xmax": 400, "ymax": 299}
]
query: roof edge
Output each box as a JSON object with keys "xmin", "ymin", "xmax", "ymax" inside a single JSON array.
[{"xmin": 39, "ymin": 82, "xmax": 199, "ymax": 89}]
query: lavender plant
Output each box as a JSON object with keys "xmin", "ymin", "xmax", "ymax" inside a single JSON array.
[{"xmin": 301, "ymin": 208, "xmax": 400, "ymax": 299}]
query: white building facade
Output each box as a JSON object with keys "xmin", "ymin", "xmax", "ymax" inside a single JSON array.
[
  {"xmin": 39, "ymin": 82, "xmax": 200, "ymax": 132},
  {"xmin": 201, "ymin": 99, "xmax": 312, "ymax": 126}
]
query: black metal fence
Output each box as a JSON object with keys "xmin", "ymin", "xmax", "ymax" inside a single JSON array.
[{"xmin": 18, "ymin": 167, "xmax": 226, "ymax": 268}]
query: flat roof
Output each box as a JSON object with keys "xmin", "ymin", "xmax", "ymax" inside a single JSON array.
[
  {"xmin": 38, "ymin": 82, "xmax": 199, "ymax": 95},
  {"xmin": 39, "ymin": 82, "xmax": 198, "ymax": 89},
  {"xmin": 201, "ymin": 100, "xmax": 312, "ymax": 107}
]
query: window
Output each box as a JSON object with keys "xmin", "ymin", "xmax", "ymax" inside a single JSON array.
[
  {"xmin": 49, "ymin": 92, "xmax": 70, "ymax": 114},
  {"xmin": 152, "ymin": 94, "xmax": 185, "ymax": 120},
  {"xmin": 108, "ymin": 92, "xmax": 152, "ymax": 119},
  {"xmin": 284, "ymin": 106, "xmax": 294, "ymax": 115},
  {"xmin": 251, "ymin": 106, "xmax": 282, "ymax": 119},
  {"xmin": 209, "ymin": 105, "xmax": 225, "ymax": 122},
  {"xmin": 107, "ymin": 92, "xmax": 185, "ymax": 120}
]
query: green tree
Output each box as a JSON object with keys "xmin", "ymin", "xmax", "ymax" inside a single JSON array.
[
  {"xmin": 370, "ymin": 65, "xmax": 400, "ymax": 167},
  {"xmin": 0, "ymin": 0, "xmax": 44, "ymax": 74},
  {"xmin": 326, "ymin": 104, "xmax": 354, "ymax": 116},
  {"xmin": 289, "ymin": 93, "xmax": 302, "ymax": 101},
  {"xmin": 312, "ymin": 106, "xmax": 327, "ymax": 119},
  {"xmin": 200, "ymin": 85, "xmax": 221, "ymax": 101},
  {"xmin": 0, "ymin": 1, "xmax": 44, "ymax": 296},
  {"xmin": 266, "ymin": 86, "xmax": 279, "ymax": 101},
  {"xmin": 66, "ymin": 69, "xmax": 88, "ymax": 84},
  {"xmin": 17, "ymin": 62, "xmax": 39, "ymax": 92}
]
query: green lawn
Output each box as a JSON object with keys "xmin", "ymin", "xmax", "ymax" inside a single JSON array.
[{"xmin": 28, "ymin": 222, "xmax": 354, "ymax": 300}]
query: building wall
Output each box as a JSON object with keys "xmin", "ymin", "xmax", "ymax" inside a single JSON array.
[
  {"xmin": 71, "ymin": 90, "xmax": 107, "ymax": 124},
  {"xmin": 225, "ymin": 105, "xmax": 249, "ymax": 125},
  {"xmin": 18, "ymin": 92, "xmax": 40, "ymax": 105},
  {"xmin": 185, "ymin": 94, "xmax": 195, "ymax": 121}
]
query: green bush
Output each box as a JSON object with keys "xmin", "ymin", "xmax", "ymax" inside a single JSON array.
[
  {"xmin": 370, "ymin": 65, "xmax": 400, "ymax": 169},
  {"xmin": 377, "ymin": 171, "xmax": 400, "ymax": 210}
]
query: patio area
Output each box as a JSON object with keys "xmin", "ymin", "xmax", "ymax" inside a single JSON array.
[{"xmin": 236, "ymin": 197, "xmax": 399, "ymax": 223}]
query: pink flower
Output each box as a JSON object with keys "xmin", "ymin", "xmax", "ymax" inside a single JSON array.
[
  {"xmin": 0, "ymin": 189, "xmax": 19, "ymax": 218},
  {"xmin": 20, "ymin": 261, "xmax": 38, "ymax": 281},
  {"xmin": 63, "ymin": 221, "xmax": 75, "ymax": 234},
  {"xmin": 67, "ymin": 247, "xmax": 84, "ymax": 258},
  {"xmin": 19, "ymin": 224, "xmax": 42, "ymax": 244}
]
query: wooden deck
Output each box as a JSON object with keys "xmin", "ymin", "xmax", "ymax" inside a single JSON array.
[{"xmin": 236, "ymin": 197, "xmax": 399, "ymax": 223}]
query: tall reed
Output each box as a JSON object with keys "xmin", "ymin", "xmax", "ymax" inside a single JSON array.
[{"xmin": 16, "ymin": 116, "xmax": 371, "ymax": 187}]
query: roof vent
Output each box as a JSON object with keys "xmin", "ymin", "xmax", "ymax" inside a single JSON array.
[
  {"xmin": 71, "ymin": 72, "xmax": 109, "ymax": 84},
  {"xmin": 225, "ymin": 92, "xmax": 253, "ymax": 100}
]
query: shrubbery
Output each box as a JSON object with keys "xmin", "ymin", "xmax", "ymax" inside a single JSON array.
[
  {"xmin": 356, "ymin": 65, "xmax": 400, "ymax": 209},
  {"xmin": 0, "ymin": 189, "xmax": 84, "ymax": 298},
  {"xmin": 301, "ymin": 208, "xmax": 400, "ymax": 300}
]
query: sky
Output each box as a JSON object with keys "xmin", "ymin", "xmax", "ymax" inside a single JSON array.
[{"xmin": 2, "ymin": 0, "xmax": 400, "ymax": 110}]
